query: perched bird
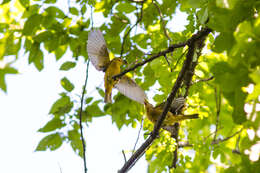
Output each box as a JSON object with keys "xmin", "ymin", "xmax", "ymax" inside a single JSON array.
[
  {"xmin": 87, "ymin": 29, "xmax": 147, "ymax": 104},
  {"xmin": 155, "ymin": 97, "xmax": 186, "ymax": 115},
  {"xmin": 144, "ymin": 98, "xmax": 198, "ymax": 126}
]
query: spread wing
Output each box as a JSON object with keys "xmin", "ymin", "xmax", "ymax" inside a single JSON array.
[
  {"xmin": 87, "ymin": 29, "xmax": 110, "ymax": 71},
  {"xmin": 115, "ymin": 76, "xmax": 147, "ymax": 104}
]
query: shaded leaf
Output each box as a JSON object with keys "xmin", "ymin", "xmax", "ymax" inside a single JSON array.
[
  {"xmin": 35, "ymin": 133, "xmax": 63, "ymax": 151},
  {"xmin": 60, "ymin": 61, "xmax": 76, "ymax": 71}
]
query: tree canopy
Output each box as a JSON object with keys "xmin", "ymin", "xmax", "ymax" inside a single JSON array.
[{"xmin": 1, "ymin": 0, "xmax": 260, "ymax": 172}]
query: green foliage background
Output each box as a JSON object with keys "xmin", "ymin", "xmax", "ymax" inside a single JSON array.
[{"xmin": 1, "ymin": 0, "xmax": 260, "ymax": 172}]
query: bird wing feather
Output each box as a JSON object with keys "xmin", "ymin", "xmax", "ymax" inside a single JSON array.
[
  {"xmin": 87, "ymin": 29, "xmax": 110, "ymax": 71},
  {"xmin": 115, "ymin": 76, "xmax": 147, "ymax": 104}
]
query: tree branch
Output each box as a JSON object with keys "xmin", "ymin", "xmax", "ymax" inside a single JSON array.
[
  {"xmin": 79, "ymin": 60, "xmax": 90, "ymax": 173},
  {"xmin": 152, "ymin": 0, "xmax": 172, "ymax": 41},
  {"xmin": 212, "ymin": 129, "xmax": 242, "ymax": 145},
  {"xmin": 128, "ymin": 0, "xmax": 146, "ymax": 3},
  {"xmin": 177, "ymin": 129, "xmax": 243, "ymax": 148},
  {"xmin": 118, "ymin": 27, "xmax": 212, "ymax": 173},
  {"xmin": 132, "ymin": 118, "xmax": 144, "ymax": 154},
  {"xmin": 213, "ymin": 87, "xmax": 221, "ymax": 141},
  {"xmin": 113, "ymin": 42, "xmax": 187, "ymax": 80}
]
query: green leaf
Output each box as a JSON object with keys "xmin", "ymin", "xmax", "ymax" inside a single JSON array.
[
  {"xmin": 69, "ymin": 7, "xmax": 79, "ymax": 15},
  {"xmin": 216, "ymin": 0, "xmax": 239, "ymax": 9},
  {"xmin": 44, "ymin": 0, "xmax": 57, "ymax": 3},
  {"xmin": 38, "ymin": 118, "xmax": 65, "ymax": 132},
  {"xmin": 96, "ymin": 87, "xmax": 105, "ymax": 97},
  {"xmin": 61, "ymin": 77, "xmax": 74, "ymax": 92},
  {"xmin": 197, "ymin": 7, "xmax": 208, "ymax": 24},
  {"xmin": 249, "ymin": 69, "xmax": 260, "ymax": 83},
  {"xmin": 49, "ymin": 95, "xmax": 73, "ymax": 116},
  {"xmin": 19, "ymin": 0, "xmax": 29, "ymax": 7},
  {"xmin": 34, "ymin": 31, "xmax": 53, "ymax": 42},
  {"xmin": 116, "ymin": 3, "xmax": 136, "ymax": 13},
  {"xmin": 45, "ymin": 6, "xmax": 65, "ymax": 19},
  {"xmin": 60, "ymin": 61, "xmax": 76, "ymax": 71},
  {"xmin": 85, "ymin": 102, "xmax": 104, "ymax": 117},
  {"xmin": 68, "ymin": 129, "xmax": 83, "ymax": 157},
  {"xmin": 3, "ymin": 66, "xmax": 18, "ymax": 74},
  {"xmin": 232, "ymin": 88, "xmax": 247, "ymax": 124},
  {"xmin": 1, "ymin": 0, "xmax": 11, "ymax": 5},
  {"xmin": 213, "ymin": 32, "xmax": 234, "ymax": 52},
  {"xmin": 85, "ymin": 97, "xmax": 93, "ymax": 104},
  {"xmin": 81, "ymin": 4, "xmax": 87, "ymax": 15},
  {"xmin": 35, "ymin": 133, "xmax": 63, "ymax": 151},
  {"xmin": 132, "ymin": 34, "xmax": 148, "ymax": 49},
  {"xmin": 28, "ymin": 42, "xmax": 44, "ymax": 71},
  {"xmin": 54, "ymin": 45, "xmax": 68, "ymax": 60},
  {"xmin": 23, "ymin": 14, "xmax": 42, "ymax": 36},
  {"xmin": 0, "ymin": 73, "xmax": 7, "ymax": 92}
]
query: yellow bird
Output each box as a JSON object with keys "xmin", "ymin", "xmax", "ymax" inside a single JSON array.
[
  {"xmin": 87, "ymin": 29, "xmax": 147, "ymax": 104},
  {"xmin": 104, "ymin": 58, "xmax": 124, "ymax": 103},
  {"xmin": 144, "ymin": 98, "xmax": 198, "ymax": 126}
]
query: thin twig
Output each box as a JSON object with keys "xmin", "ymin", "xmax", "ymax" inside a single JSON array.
[
  {"xmin": 114, "ymin": 42, "xmax": 187, "ymax": 80},
  {"xmin": 178, "ymin": 142, "xmax": 193, "ymax": 148},
  {"xmin": 128, "ymin": 0, "xmax": 146, "ymax": 3},
  {"xmin": 195, "ymin": 76, "xmax": 214, "ymax": 83},
  {"xmin": 172, "ymin": 49, "xmax": 188, "ymax": 71},
  {"xmin": 90, "ymin": 4, "xmax": 94, "ymax": 29},
  {"xmin": 118, "ymin": 27, "xmax": 212, "ymax": 173},
  {"xmin": 120, "ymin": 4, "xmax": 144, "ymax": 58},
  {"xmin": 211, "ymin": 129, "xmax": 243, "ymax": 145},
  {"xmin": 132, "ymin": 118, "xmax": 144, "ymax": 154},
  {"xmin": 122, "ymin": 150, "xmax": 127, "ymax": 163},
  {"xmin": 79, "ymin": 60, "xmax": 90, "ymax": 173},
  {"xmin": 163, "ymin": 54, "xmax": 172, "ymax": 72},
  {"xmin": 213, "ymin": 87, "xmax": 221, "ymax": 141},
  {"xmin": 177, "ymin": 129, "xmax": 243, "ymax": 148},
  {"xmin": 152, "ymin": 0, "xmax": 172, "ymax": 42}
]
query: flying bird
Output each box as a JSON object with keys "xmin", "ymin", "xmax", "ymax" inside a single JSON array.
[{"xmin": 87, "ymin": 29, "xmax": 147, "ymax": 104}]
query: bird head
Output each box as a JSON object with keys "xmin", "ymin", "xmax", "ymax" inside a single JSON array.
[{"xmin": 112, "ymin": 58, "xmax": 127, "ymax": 66}]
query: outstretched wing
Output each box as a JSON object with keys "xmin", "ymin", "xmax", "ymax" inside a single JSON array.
[
  {"xmin": 115, "ymin": 76, "xmax": 147, "ymax": 104},
  {"xmin": 87, "ymin": 29, "xmax": 110, "ymax": 71}
]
